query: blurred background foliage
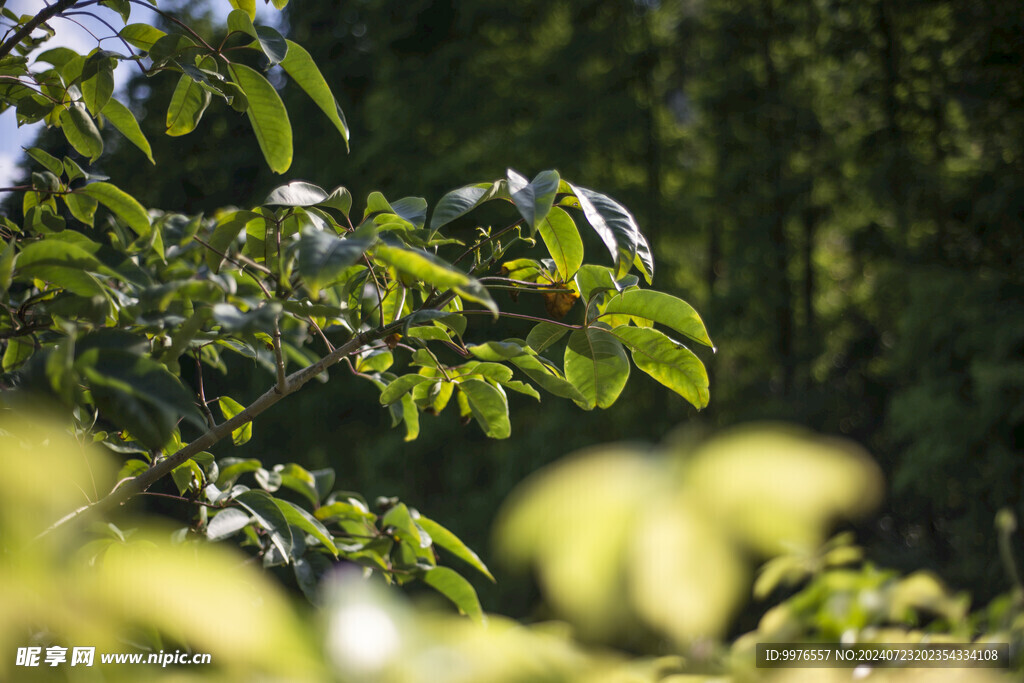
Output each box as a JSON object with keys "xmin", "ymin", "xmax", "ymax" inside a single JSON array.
[
  {"xmin": 3, "ymin": 416, "xmax": 1020, "ymax": 680},
  {"xmin": 7, "ymin": 0, "xmax": 1024, "ymax": 647}
]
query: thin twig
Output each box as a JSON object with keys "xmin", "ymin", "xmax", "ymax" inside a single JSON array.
[
  {"xmin": 460, "ymin": 309, "xmax": 582, "ymax": 329},
  {"xmin": 192, "ymin": 235, "xmax": 273, "ymax": 299},
  {"xmin": 194, "ymin": 351, "xmax": 216, "ymax": 428},
  {"xmin": 272, "ymin": 316, "xmax": 288, "ymax": 393},
  {"xmin": 451, "ymin": 219, "xmax": 523, "ymax": 267},
  {"xmin": 138, "ymin": 491, "xmax": 225, "ymax": 509},
  {"xmin": 306, "ymin": 315, "xmax": 335, "ymax": 353},
  {"xmin": 124, "ymin": 0, "xmax": 217, "ymax": 54}
]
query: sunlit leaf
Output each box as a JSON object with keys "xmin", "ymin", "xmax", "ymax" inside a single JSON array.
[
  {"xmin": 166, "ymin": 72, "xmax": 211, "ymax": 136},
  {"xmin": 218, "ymin": 395, "xmax": 252, "ymax": 446},
  {"xmin": 229, "ymin": 63, "xmax": 292, "ymax": 173},
  {"xmin": 422, "ymin": 567, "xmax": 485, "ymax": 623},
  {"xmin": 298, "ymin": 226, "xmax": 376, "ymax": 295},
  {"xmin": 564, "ymin": 326, "xmax": 630, "ymax": 410},
  {"xmin": 79, "ymin": 182, "xmax": 150, "ymax": 236},
  {"xmin": 508, "ymin": 169, "xmax": 559, "ymax": 232},
  {"xmin": 537, "ymin": 206, "xmax": 583, "ymax": 281},
  {"xmin": 417, "ymin": 515, "xmax": 495, "ymax": 582},
  {"xmin": 459, "ymin": 379, "xmax": 510, "ymax": 439},
  {"xmin": 610, "ymin": 326, "xmax": 709, "ymax": 409},
  {"xmin": 264, "ymin": 180, "xmax": 327, "ymax": 207},
  {"xmin": 101, "ymin": 98, "xmax": 154, "ymax": 163},
  {"xmin": 206, "ymin": 507, "xmax": 252, "ymax": 541},
  {"xmin": 601, "ymin": 289, "xmax": 713, "ymax": 349},
  {"xmin": 280, "ymin": 40, "xmax": 348, "ymax": 149},
  {"xmin": 567, "ymin": 183, "xmax": 641, "ymax": 278},
  {"xmin": 119, "ymin": 23, "xmax": 166, "ymax": 51},
  {"xmin": 58, "ymin": 105, "xmax": 102, "ymax": 161}
]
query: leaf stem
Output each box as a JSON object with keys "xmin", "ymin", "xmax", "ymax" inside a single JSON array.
[
  {"xmin": 138, "ymin": 491, "xmax": 225, "ymax": 509},
  {"xmin": 460, "ymin": 309, "xmax": 582, "ymax": 329}
]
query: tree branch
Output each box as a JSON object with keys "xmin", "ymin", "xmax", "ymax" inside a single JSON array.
[
  {"xmin": 38, "ymin": 314, "xmax": 418, "ymax": 536},
  {"xmin": 0, "ymin": 0, "xmax": 79, "ymax": 60}
]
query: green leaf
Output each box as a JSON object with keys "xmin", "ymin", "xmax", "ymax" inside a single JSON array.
[
  {"xmin": 228, "ymin": 0, "xmax": 256, "ymax": 21},
  {"xmin": 81, "ymin": 56, "xmax": 114, "ymax": 115},
  {"xmin": 58, "ymin": 105, "xmax": 103, "ymax": 161},
  {"xmin": 536, "ymin": 206, "xmax": 583, "ymax": 281},
  {"xmin": 205, "ymin": 210, "xmax": 259, "ymax": 272},
  {"xmin": 417, "ymin": 516, "xmax": 495, "ymax": 582},
  {"xmin": 25, "ymin": 147, "xmax": 63, "ymax": 175},
  {"xmin": 564, "ymin": 326, "xmax": 630, "ymax": 409},
  {"xmin": 501, "ymin": 379, "xmax": 540, "ymax": 400},
  {"xmin": 99, "ymin": 0, "xmax": 130, "ymax": 23},
  {"xmin": 147, "ymin": 34, "xmax": 196, "ymax": 67},
  {"xmin": 0, "ymin": 240, "xmax": 14, "ymax": 296},
  {"xmin": 466, "ymin": 341, "xmax": 527, "ymax": 361},
  {"xmin": 229, "ymin": 63, "xmax": 292, "ymax": 173},
  {"xmin": 399, "ymin": 393, "xmax": 420, "ymax": 441},
  {"xmin": 119, "ymin": 23, "xmax": 166, "ymax": 51},
  {"xmin": 218, "ymin": 395, "xmax": 252, "ymax": 446},
  {"xmin": 234, "ymin": 489, "xmax": 293, "ymax": 560},
  {"xmin": 311, "ymin": 468, "xmax": 336, "ymax": 503},
  {"xmin": 80, "ymin": 349, "xmax": 205, "ymax": 450},
  {"xmin": 380, "ymin": 374, "xmax": 431, "ymax": 405},
  {"xmin": 116, "ymin": 458, "xmax": 148, "ymax": 481},
  {"xmin": 276, "ymin": 463, "xmax": 320, "ymax": 508},
  {"xmin": 382, "ymin": 503, "xmax": 426, "ymax": 548},
  {"xmin": 216, "ymin": 457, "xmax": 262, "ymax": 486},
  {"xmin": 206, "ymin": 507, "xmax": 252, "ymax": 541},
  {"xmin": 574, "ymin": 264, "xmax": 624, "ymax": 303},
  {"xmin": 227, "ymin": 9, "xmax": 258, "ymax": 40},
  {"xmin": 459, "ymin": 379, "xmax": 510, "ymax": 439},
  {"xmin": 276, "ymin": 499, "xmax": 338, "ymax": 556},
  {"xmin": 422, "ymin": 567, "xmax": 484, "ymax": 623},
  {"xmin": 320, "ymin": 186, "xmax": 353, "ymax": 216},
  {"xmin": 264, "ymin": 181, "xmax": 327, "ymax": 207},
  {"xmin": 172, "ymin": 458, "xmax": 204, "ymax": 494},
  {"xmin": 166, "ymin": 72, "xmax": 211, "ymax": 136},
  {"xmin": 601, "ymin": 289, "xmax": 713, "ymax": 349},
  {"xmin": 507, "ymin": 353, "xmax": 586, "ymax": 403},
  {"xmin": 79, "ymin": 182, "xmax": 150, "ymax": 237},
  {"xmin": 253, "ymin": 26, "xmax": 288, "ymax": 66},
  {"xmin": 508, "ymin": 169, "xmax": 559, "ymax": 232},
  {"xmin": 63, "ymin": 193, "xmax": 98, "ymax": 226},
  {"xmin": 280, "ymin": 40, "xmax": 348, "ymax": 150},
  {"xmin": 36, "ymin": 47, "xmax": 79, "ymax": 70},
  {"xmin": 526, "ymin": 322, "xmax": 568, "ymax": 353},
  {"xmin": 374, "ymin": 243, "xmax": 497, "ymax": 315},
  {"xmin": 15, "ymin": 240, "xmax": 114, "ymax": 296},
  {"xmin": 568, "ymin": 183, "xmax": 642, "ymax": 278},
  {"xmin": 633, "ymin": 232, "xmax": 654, "ymax": 284},
  {"xmin": 212, "ymin": 302, "xmax": 281, "ymax": 334},
  {"xmin": 429, "ymin": 182, "xmax": 502, "ymax": 232},
  {"xmin": 101, "ymin": 98, "xmax": 154, "ymax": 163},
  {"xmin": 3, "ymin": 337, "xmax": 34, "ymax": 372},
  {"xmin": 611, "ymin": 326, "xmax": 709, "ymax": 409},
  {"xmin": 298, "ymin": 226, "xmax": 376, "ymax": 295},
  {"xmin": 31, "ymin": 171, "xmax": 61, "ymax": 193}
]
